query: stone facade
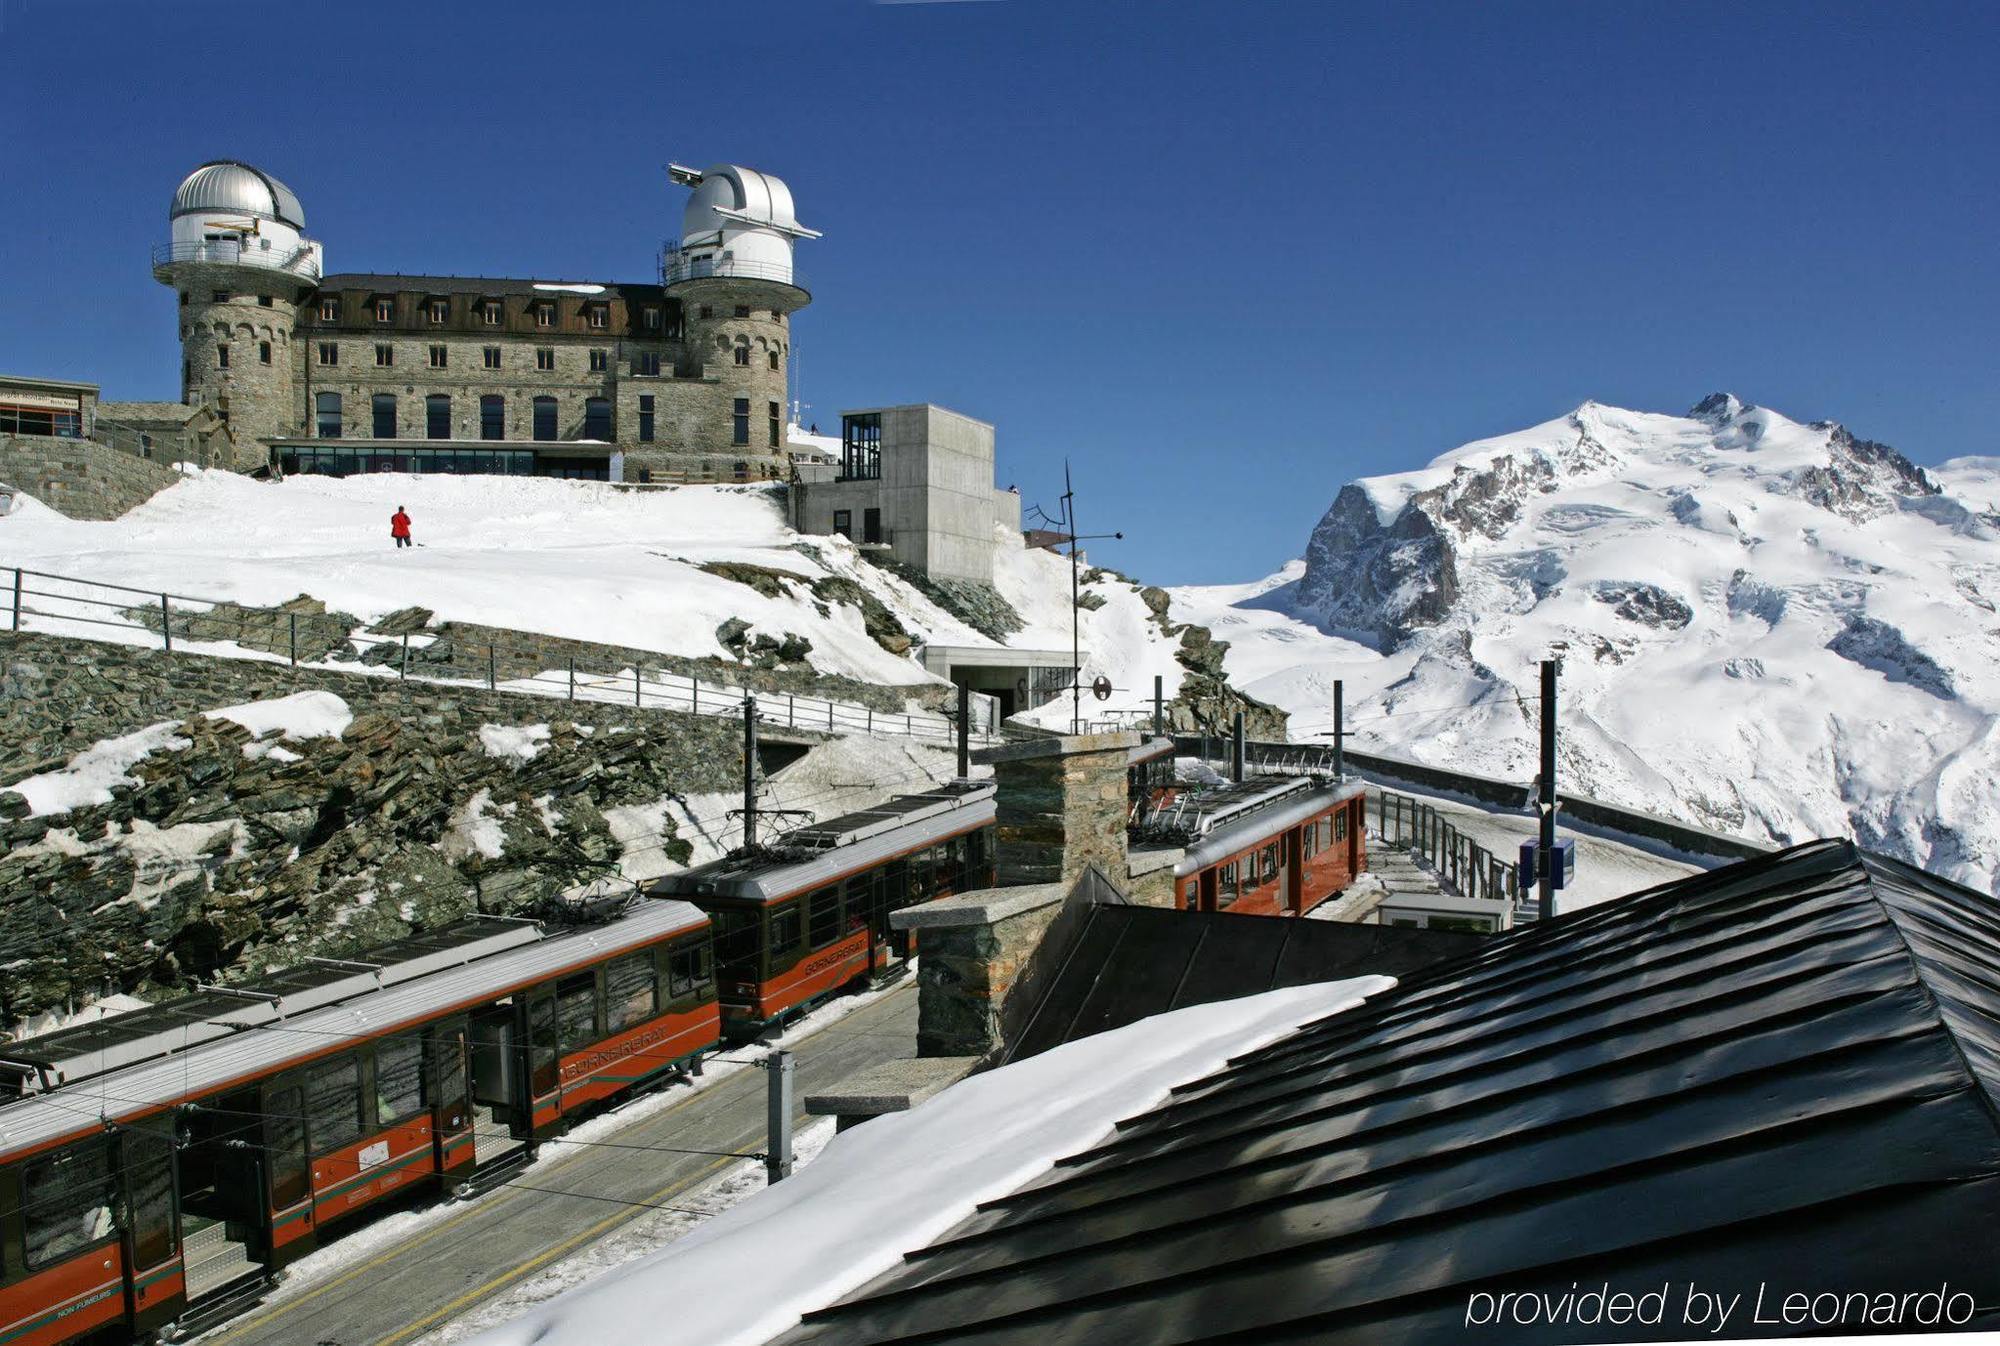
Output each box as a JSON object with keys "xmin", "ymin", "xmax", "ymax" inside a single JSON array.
[
  {"xmin": 178, "ymin": 282, "xmax": 304, "ymax": 448},
  {"xmin": 893, "ymin": 882, "xmax": 1069, "ymax": 1059},
  {"xmin": 0, "ymin": 434, "xmax": 183, "ymax": 520},
  {"xmin": 982, "ymin": 731, "xmax": 1139, "ymax": 887},
  {"xmin": 0, "ymin": 631, "xmax": 742, "ymax": 1026}
]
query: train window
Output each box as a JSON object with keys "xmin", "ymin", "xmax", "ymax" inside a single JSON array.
[
  {"xmin": 267, "ymin": 1083, "xmax": 309, "ymax": 1207},
  {"xmin": 529, "ymin": 994, "xmax": 559, "ymax": 1096},
  {"xmin": 125, "ymin": 1122, "xmax": 178, "ymax": 1267},
  {"xmin": 1302, "ymin": 825, "xmax": 1317, "ymax": 861},
  {"xmin": 1319, "ymin": 817, "xmax": 1333, "ymax": 850},
  {"xmin": 22, "ymin": 1140, "xmax": 118, "ymax": 1269},
  {"xmin": 807, "ymin": 887, "xmax": 842, "ymax": 948},
  {"xmin": 668, "ymin": 941, "xmax": 711, "ymax": 998},
  {"xmin": 1219, "ymin": 861, "xmax": 1238, "ymax": 908},
  {"xmin": 711, "ymin": 907, "xmax": 761, "ymax": 971},
  {"xmin": 769, "ymin": 901, "xmax": 804, "ymax": 959},
  {"xmin": 1261, "ymin": 845, "xmax": 1278, "ymax": 883},
  {"xmin": 375, "ymin": 1036, "xmax": 425, "ymax": 1124},
  {"xmin": 606, "ymin": 952, "xmax": 658, "ymax": 1032},
  {"xmin": 1335, "ymin": 810, "xmax": 1349, "ymax": 842},
  {"xmin": 308, "ymin": 1055, "xmax": 364, "ymax": 1154},
  {"xmin": 557, "ymin": 972, "xmax": 601, "ymax": 1052}
]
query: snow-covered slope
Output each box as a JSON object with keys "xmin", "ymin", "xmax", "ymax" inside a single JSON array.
[{"xmin": 1172, "ymin": 397, "xmax": 2000, "ymax": 894}]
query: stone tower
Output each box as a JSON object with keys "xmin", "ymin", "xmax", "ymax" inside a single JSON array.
[
  {"xmin": 661, "ymin": 164, "xmax": 818, "ymax": 463},
  {"xmin": 153, "ymin": 161, "xmax": 323, "ymax": 455}
]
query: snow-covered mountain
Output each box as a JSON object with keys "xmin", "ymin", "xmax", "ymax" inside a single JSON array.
[{"xmin": 1172, "ymin": 397, "xmax": 2000, "ymax": 894}]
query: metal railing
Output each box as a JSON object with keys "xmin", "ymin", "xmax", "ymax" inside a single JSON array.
[
  {"xmin": 659, "ymin": 241, "xmax": 799, "ymax": 288},
  {"xmin": 150, "ymin": 240, "xmax": 322, "ymax": 281},
  {"xmin": 2, "ymin": 564, "xmax": 1001, "ymax": 747},
  {"xmin": 1374, "ymin": 789, "xmax": 1525, "ymax": 917}
]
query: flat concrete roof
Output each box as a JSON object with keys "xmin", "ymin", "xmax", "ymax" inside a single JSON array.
[
  {"xmin": 919, "ymin": 644, "xmax": 1082, "ymax": 668},
  {"xmin": 838, "ymin": 403, "xmax": 996, "ymax": 431},
  {"xmin": 0, "ymin": 374, "xmax": 99, "ymax": 396}
]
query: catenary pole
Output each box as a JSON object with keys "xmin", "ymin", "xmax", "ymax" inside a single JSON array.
[
  {"xmin": 1539, "ymin": 657, "xmax": 1559, "ymax": 921},
  {"xmin": 1333, "ymin": 679, "xmax": 1344, "ymax": 779},
  {"xmin": 742, "ymin": 695, "xmax": 758, "ymax": 851},
  {"xmin": 956, "ymin": 682, "xmax": 970, "ymax": 779},
  {"xmin": 764, "ymin": 1049, "xmax": 794, "ymax": 1183}
]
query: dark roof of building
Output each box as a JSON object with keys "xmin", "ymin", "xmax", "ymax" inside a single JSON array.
[
  {"xmin": 313, "ymin": 273, "xmax": 667, "ymax": 298},
  {"xmin": 781, "ymin": 839, "xmax": 2000, "ymax": 1344},
  {"xmin": 1001, "ymin": 904, "xmax": 1485, "ymax": 1066}
]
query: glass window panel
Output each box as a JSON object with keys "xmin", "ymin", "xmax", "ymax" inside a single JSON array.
[
  {"xmin": 557, "ymin": 971, "xmax": 600, "ymax": 1052},
  {"xmin": 375, "ymin": 1036, "xmax": 425, "ymax": 1123},
  {"xmin": 22, "ymin": 1141, "xmax": 118, "ymax": 1269},
  {"xmin": 266, "ymin": 1083, "xmax": 309, "ymax": 1208},
  {"xmin": 308, "ymin": 1055, "xmax": 364, "ymax": 1153},
  {"xmin": 605, "ymin": 952, "xmax": 657, "ymax": 1032},
  {"xmin": 807, "ymin": 887, "xmax": 842, "ymax": 948}
]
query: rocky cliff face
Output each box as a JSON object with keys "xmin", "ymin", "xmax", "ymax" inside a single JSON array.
[{"xmin": 1194, "ymin": 396, "xmax": 2000, "ymax": 896}]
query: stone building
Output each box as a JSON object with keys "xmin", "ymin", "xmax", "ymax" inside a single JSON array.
[{"xmin": 152, "ymin": 160, "xmax": 816, "ymax": 482}]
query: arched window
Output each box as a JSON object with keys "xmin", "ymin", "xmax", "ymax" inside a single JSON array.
[
  {"xmin": 426, "ymin": 394, "xmax": 451, "ymax": 440},
  {"xmin": 372, "ymin": 393, "xmax": 397, "ymax": 439},
  {"xmin": 315, "ymin": 391, "xmax": 342, "ymax": 439},
  {"xmin": 582, "ymin": 397, "xmax": 611, "ymax": 440},
  {"xmin": 480, "ymin": 395, "xmax": 505, "ymax": 441},
  {"xmin": 532, "ymin": 396, "xmax": 557, "ymax": 442}
]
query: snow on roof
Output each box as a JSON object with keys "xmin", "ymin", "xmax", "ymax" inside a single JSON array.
[{"xmin": 464, "ymin": 975, "xmax": 1392, "ymax": 1346}]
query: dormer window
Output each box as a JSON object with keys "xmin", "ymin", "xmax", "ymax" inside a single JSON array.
[
  {"xmin": 535, "ymin": 303, "xmax": 555, "ymax": 328},
  {"xmin": 428, "ymin": 299, "xmax": 448, "ymax": 324},
  {"xmin": 374, "ymin": 298, "xmax": 394, "ymax": 322},
  {"xmin": 482, "ymin": 300, "xmax": 502, "ymax": 326},
  {"xmin": 318, "ymin": 298, "xmax": 339, "ymax": 321},
  {"xmin": 641, "ymin": 306, "xmax": 660, "ymax": 331},
  {"xmin": 587, "ymin": 305, "xmax": 607, "ymax": 329}
]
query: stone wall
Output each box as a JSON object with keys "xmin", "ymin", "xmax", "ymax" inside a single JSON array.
[
  {"xmin": 0, "ymin": 435, "xmax": 183, "ymax": 520},
  {"xmin": 0, "ymin": 631, "xmax": 741, "ymax": 1026},
  {"xmin": 983, "ymin": 732, "xmax": 1137, "ymax": 888}
]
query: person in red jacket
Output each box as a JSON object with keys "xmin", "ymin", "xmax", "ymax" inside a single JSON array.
[{"xmin": 390, "ymin": 506, "xmax": 413, "ymax": 549}]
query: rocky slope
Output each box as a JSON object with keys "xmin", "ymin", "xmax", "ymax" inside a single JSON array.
[{"xmin": 1173, "ymin": 397, "xmax": 2000, "ymax": 894}]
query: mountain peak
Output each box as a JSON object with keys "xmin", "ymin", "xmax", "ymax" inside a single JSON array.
[{"xmin": 1689, "ymin": 392, "xmax": 1749, "ymax": 423}]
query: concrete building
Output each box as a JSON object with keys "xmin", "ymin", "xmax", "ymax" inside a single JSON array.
[
  {"xmin": 152, "ymin": 160, "xmax": 816, "ymax": 482},
  {"xmin": 0, "ymin": 374, "xmax": 187, "ymax": 520},
  {"xmin": 790, "ymin": 405, "xmax": 1022, "ymax": 584}
]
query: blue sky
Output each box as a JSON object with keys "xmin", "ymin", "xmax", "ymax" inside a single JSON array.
[{"xmin": 1, "ymin": 0, "xmax": 1993, "ymax": 584}]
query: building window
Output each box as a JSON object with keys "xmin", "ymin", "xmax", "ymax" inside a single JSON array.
[
  {"xmin": 258, "ymin": 295, "xmax": 274, "ymax": 308},
  {"xmin": 733, "ymin": 343, "xmax": 749, "ymax": 367},
  {"xmin": 372, "ymin": 393, "xmax": 397, "ymax": 439},
  {"xmin": 374, "ymin": 298, "xmax": 394, "ymax": 322},
  {"xmin": 832, "ymin": 509, "xmax": 851, "ymax": 539},
  {"xmin": 427, "ymin": 394, "xmax": 451, "ymax": 440},
  {"xmin": 589, "ymin": 349, "xmax": 607, "ymax": 372},
  {"xmin": 535, "ymin": 304, "xmax": 554, "ymax": 328},
  {"xmin": 212, "ymin": 290, "xmax": 228, "ymax": 304},
  {"xmin": 637, "ymin": 468, "xmax": 651, "ymax": 483},
  {"xmin": 533, "ymin": 396, "xmax": 557, "ymax": 441},
  {"xmin": 536, "ymin": 348, "xmax": 554, "ymax": 371},
  {"xmin": 768, "ymin": 401, "xmax": 781, "ymax": 448},
  {"xmin": 583, "ymin": 397, "xmax": 611, "ymax": 439},
  {"xmin": 483, "ymin": 300, "xmax": 502, "ymax": 325},
  {"xmin": 318, "ymin": 341, "xmax": 338, "ymax": 366},
  {"xmin": 316, "ymin": 391, "xmax": 342, "ymax": 438},
  {"xmin": 216, "ymin": 344, "xmax": 229, "ymax": 369},
  {"xmin": 587, "ymin": 305, "xmax": 607, "ymax": 329},
  {"xmin": 428, "ymin": 299, "xmax": 448, "ymax": 324},
  {"xmin": 768, "ymin": 349, "xmax": 779, "ymax": 371},
  {"xmin": 732, "ymin": 397, "xmax": 749, "ymax": 445},
  {"xmin": 635, "ymin": 352, "xmax": 660, "ymax": 376},
  {"xmin": 375, "ymin": 344, "xmax": 394, "ymax": 367},
  {"xmin": 259, "ymin": 341, "xmax": 272, "ymax": 365},
  {"xmin": 429, "ymin": 344, "xmax": 447, "ymax": 368},
  {"xmin": 840, "ymin": 413, "xmax": 882, "ymax": 481},
  {"xmin": 642, "ymin": 307, "xmax": 660, "ymax": 330},
  {"xmin": 318, "ymin": 298, "xmax": 339, "ymax": 321},
  {"xmin": 864, "ymin": 507, "xmax": 883, "ymax": 544},
  {"xmin": 733, "ymin": 305, "xmax": 749, "ymax": 318},
  {"xmin": 699, "ymin": 305, "xmax": 712, "ymax": 319},
  {"xmin": 481, "ymin": 394, "xmax": 505, "ymax": 441},
  {"xmin": 483, "ymin": 346, "xmax": 501, "ymax": 369},
  {"xmin": 638, "ymin": 394, "xmax": 654, "ymax": 443}
]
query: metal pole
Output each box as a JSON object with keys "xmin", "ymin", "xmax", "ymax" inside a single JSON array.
[
  {"xmin": 764, "ymin": 1049, "xmax": 794, "ymax": 1184},
  {"xmin": 288, "ymin": 610, "xmax": 298, "ymax": 666},
  {"xmin": 691, "ymin": 676, "xmax": 698, "ymax": 715},
  {"xmin": 742, "ymin": 696, "xmax": 758, "ymax": 851},
  {"xmin": 634, "ymin": 667, "xmax": 642, "ymax": 707},
  {"xmin": 567, "ymin": 658, "xmax": 575, "ymax": 701},
  {"xmin": 1539, "ymin": 657, "xmax": 1559, "ymax": 921},
  {"xmin": 1068, "ymin": 476, "xmax": 1082, "ymax": 736},
  {"xmin": 161, "ymin": 594, "xmax": 172, "ymax": 654},
  {"xmin": 1153, "ymin": 674, "xmax": 1164, "ymax": 736},
  {"xmin": 956, "ymin": 683, "xmax": 970, "ymax": 779},
  {"xmin": 867, "ymin": 707, "xmax": 873, "ymax": 733},
  {"xmin": 788, "ymin": 693, "xmax": 795, "ymax": 728},
  {"xmin": 9, "ymin": 568, "xmax": 20, "ymax": 632},
  {"xmin": 1333, "ymin": 679, "xmax": 1344, "ymax": 779},
  {"xmin": 488, "ymin": 645, "xmax": 496, "ymax": 690},
  {"xmin": 1231, "ymin": 711, "xmax": 1245, "ymax": 783},
  {"xmin": 400, "ymin": 633, "xmax": 409, "ymax": 678}
]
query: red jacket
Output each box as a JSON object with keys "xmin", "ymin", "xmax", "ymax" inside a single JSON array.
[{"xmin": 390, "ymin": 510, "xmax": 412, "ymax": 538}]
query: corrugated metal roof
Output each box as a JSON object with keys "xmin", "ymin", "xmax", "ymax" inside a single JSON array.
[
  {"xmin": 780, "ymin": 840, "xmax": 2000, "ymax": 1343},
  {"xmin": 1176, "ymin": 779, "xmax": 1365, "ymax": 873},
  {"xmin": 0, "ymin": 901, "xmax": 705, "ymax": 1160}
]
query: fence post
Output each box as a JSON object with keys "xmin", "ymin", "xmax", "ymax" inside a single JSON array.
[
  {"xmin": 288, "ymin": 611, "xmax": 298, "ymax": 666},
  {"xmin": 905, "ymin": 713, "xmax": 912, "ymax": 735},
  {"xmin": 867, "ymin": 708, "xmax": 873, "ymax": 734},
  {"xmin": 488, "ymin": 645, "xmax": 496, "ymax": 691},
  {"xmin": 691, "ymin": 676, "xmax": 698, "ymax": 716},
  {"xmin": 828, "ymin": 701, "xmax": 834, "ymax": 730},
  {"xmin": 400, "ymin": 633, "xmax": 409, "ymax": 678},
  {"xmin": 764, "ymin": 1049, "xmax": 795, "ymax": 1185},
  {"xmin": 788, "ymin": 693, "xmax": 795, "ymax": 728},
  {"xmin": 161, "ymin": 594, "xmax": 172, "ymax": 654},
  {"xmin": 634, "ymin": 667, "xmax": 642, "ymax": 707},
  {"xmin": 567, "ymin": 658, "xmax": 575, "ymax": 701},
  {"xmin": 9, "ymin": 568, "xmax": 19, "ymax": 632}
]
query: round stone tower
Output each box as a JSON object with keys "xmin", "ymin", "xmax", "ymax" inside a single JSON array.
[
  {"xmin": 153, "ymin": 160, "xmax": 323, "ymax": 453},
  {"xmin": 661, "ymin": 164, "xmax": 818, "ymax": 464}
]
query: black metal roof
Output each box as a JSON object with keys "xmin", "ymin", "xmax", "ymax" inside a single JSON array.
[
  {"xmin": 1001, "ymin": 905, "xmax": 1485, "ymax": 1067},
  {"xmin": 780, "ymin": 840, "xmax": 2000, "ymax": 1343}
]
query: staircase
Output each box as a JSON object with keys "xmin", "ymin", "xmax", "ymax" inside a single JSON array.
[{"xmin": 181, "ymin": 1218, "xmax": 259, "ymax": 1300}]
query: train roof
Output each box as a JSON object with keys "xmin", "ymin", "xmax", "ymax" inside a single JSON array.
[
  {"xmin": 650, "ymin": 780, "xmax": 996, "ymax": 905},
  {"xmin": 1175, "ymin": 777, "xmax": 1366, "ymax": 875},
  {"xmin": 1128, "ymin": 736, "xmax": 1176, "ymax": 766},
  {"xmin": 0, "ymin": 900, "xmax": 705, "ymax": 1162}
]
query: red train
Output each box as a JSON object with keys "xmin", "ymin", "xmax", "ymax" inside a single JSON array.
[
  {"xmin": 646, "ymin": 780, "xmax": 997, "ymax": 1037},
  {"xmin": 1133, "ymin": 762, "xmax": 1368, "ymax": 917},
  {"xmin": 0, "ymin": 901, "xmax": 714, "ymax": 1346}
]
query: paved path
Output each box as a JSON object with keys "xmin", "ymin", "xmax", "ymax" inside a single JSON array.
[{"xmin": 204, "ymin": 984, "xmax": 918, "ymax": 1346}]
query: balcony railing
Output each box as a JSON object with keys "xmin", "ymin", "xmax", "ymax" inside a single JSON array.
[
  {"xmin": 151, "ymin": 240, "xmax": 322, "ymax": 282},
  {"xmin": 659, "ymin": 240, "xmax": 798, "ymax": 288}
]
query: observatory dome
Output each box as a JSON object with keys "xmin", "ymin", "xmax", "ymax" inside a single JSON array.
[
  {"xmin": 681, "ymin": 165, "xmax": 804, "ymax": 240},
  {"xmin": 171, "ymin": 161, "xmax": 306, "ymax": 229}
]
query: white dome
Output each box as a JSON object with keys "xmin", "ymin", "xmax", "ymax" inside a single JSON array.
[
  {"xmin": 171, "ymin": 161, "xmax": 306, "ymax": 229},
  {"xmin": 681, "ymin": 165, "xmax": 808, "ymax": 241}
]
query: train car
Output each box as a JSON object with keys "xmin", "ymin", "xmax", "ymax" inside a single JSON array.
[
  {"xmin": 647, "ymin": 781, "xmax": 997, "ymax": 1037},
  {"xmin": 0, "ymin": 901, "xmax": 714, "ymax": 1346},
  {"xmin": 1126, "ymin": 736, "xmax": 1178, "ymax": 822},
  {"xmin": 1149, "ymin": 776, "xmax": 1368, "ymax": 917}
]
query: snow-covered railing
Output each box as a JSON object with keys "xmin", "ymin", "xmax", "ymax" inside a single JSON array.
[
  {"xmin": 1373, "ymin": 789, "xmax": 1523, "ymax": 916},
  {"xmin": 2, "ymin": 564, "xmax": 1000, "ymax": 748}
]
